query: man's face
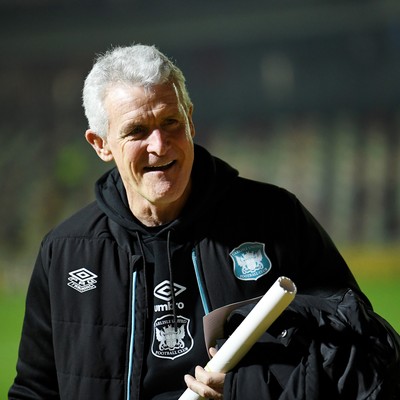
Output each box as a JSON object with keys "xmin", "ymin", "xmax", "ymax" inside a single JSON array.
[{"xmin": 101, "ymin": 83, "xmax": 195, "ymax": 213}]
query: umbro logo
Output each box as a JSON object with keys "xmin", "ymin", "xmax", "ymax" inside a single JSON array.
[
  {"xmin": 154, "ymin": 280, "xmax": 186, "ymax": 301},
  {"xmin": 68, "ymin": 268, "xmax": 98, "ymax": 293}
]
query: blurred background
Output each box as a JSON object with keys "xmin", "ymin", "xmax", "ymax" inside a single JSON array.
[{"xmin": 1, "ymin": 0, "xmax": 399, "ymax": 394}]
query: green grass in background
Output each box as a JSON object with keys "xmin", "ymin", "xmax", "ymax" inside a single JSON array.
[
  {"xmin": 1, "ymin": 292, "xmax": 25, "ymax": 399},
  {"xmin": 342, "ymin": 244, "xmax": 400, "ymax": 332},
  {"xmin": 357, "ymin": 277, "xmax": 400, "ymax": 330}
]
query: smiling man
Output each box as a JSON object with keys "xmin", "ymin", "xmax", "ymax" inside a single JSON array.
[
  {"xmin": 9, "ymin": 44, "xmax": 400, "ymax": 400},
  {"xmin": 85, "ymin": 83, "xmax": 195, "ymax": 226}
]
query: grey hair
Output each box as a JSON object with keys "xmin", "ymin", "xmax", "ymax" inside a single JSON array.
[{"xmin": 82, "ymin": 44, "xmax": 192, "ymax": 137}]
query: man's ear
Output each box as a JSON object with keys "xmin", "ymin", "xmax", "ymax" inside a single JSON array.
[{"xmin": 85, "ymin": 129, "xmax": 114, "ymax": 162}]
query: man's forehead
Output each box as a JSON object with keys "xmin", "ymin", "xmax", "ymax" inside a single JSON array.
[
  {"xmin": 106, "ymin": 82, "xmax": 180, "ymax": 106},
  {"xmin": 105, "ymin": 82, "xmax": 185, "ymax": 130}
]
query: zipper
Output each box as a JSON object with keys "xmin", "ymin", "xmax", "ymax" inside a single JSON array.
[
  {"xmin": 126, "ymin": 270, "xmax": 137, "ymax": 400},
  {"xmin": 191, "ymin": 248, "xmax": 211, "ymax": 315}
]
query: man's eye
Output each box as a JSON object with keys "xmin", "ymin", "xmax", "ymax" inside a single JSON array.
[
  {"xmin": 163, "ymin": 119, "xmax": 180, "ymax": 128},
  {"xmin": 130, "ymin": 126, "xmax": 147, "ymax": 136}
]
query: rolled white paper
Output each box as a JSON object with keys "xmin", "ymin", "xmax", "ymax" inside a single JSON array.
[{"xmin": 179, "ymin": 276, "xmax": 297, "ymax": 400}]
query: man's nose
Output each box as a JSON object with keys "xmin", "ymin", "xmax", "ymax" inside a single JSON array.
[{"xmin": 147, "ymin": 129, "xmax": 169, "ymax": 155}]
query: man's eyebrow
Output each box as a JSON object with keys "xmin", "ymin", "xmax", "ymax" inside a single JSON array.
[
  {"xmin": 119, "ymin": 106, "xmax": 183, "ymax": 133},
  {"xmin": 120, "ymin": 120, "xmax": 146, "ymax": 136},
  {"xmin": 161, "ymin": 107, "xmax": 184, "ymax": 118},
  {"xmin": 123, "ymin": 119, "xmax": 144, "ymax": 129}
]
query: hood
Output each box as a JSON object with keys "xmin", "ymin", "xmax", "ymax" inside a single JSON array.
[
  {"xmin": 95, "ymin": 144, "xmax": 239, "ymax": 333},
  {"xmin": 95, "ymin": 144, "xmax": 239, "ymax": 238}
]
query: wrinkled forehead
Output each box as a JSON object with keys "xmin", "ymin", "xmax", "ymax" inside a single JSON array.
[
  {"xmin": 103, "ymin": 82, "xmax": 189, "ymax": 132},
  {"xmin": 105, "ymin": 82, "xmax": 182, "ymax": 109}
]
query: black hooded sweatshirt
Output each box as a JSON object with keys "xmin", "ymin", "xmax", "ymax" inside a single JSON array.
[
  {"xmin": 9, "ymin": 144, "xmax": 400, "ymax": 400},
  {"xmin": 94, "ymin": 144, "xmax": 239, "ymax": 399}
]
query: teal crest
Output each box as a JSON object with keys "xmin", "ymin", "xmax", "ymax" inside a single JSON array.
[{"xmin": 230, "ymin": 242, "xmax": 271, "ymax": 281}]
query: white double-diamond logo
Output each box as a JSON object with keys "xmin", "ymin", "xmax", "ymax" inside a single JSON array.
[
  {"xmin": 154, "ymin": 280, "xmax": 186, "ymax": 301},
  {"xmin": 68, "ymin": 268, "xmax": 98, "ymax": 293}
]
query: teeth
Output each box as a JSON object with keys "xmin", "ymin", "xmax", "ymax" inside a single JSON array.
[
  {"xmin": 154, "ymin": 162, "xmax": 171, "ymax": 168},
  {"xmin": 146, "ymin": 161, "xmax": 174, "ymax": 170}
]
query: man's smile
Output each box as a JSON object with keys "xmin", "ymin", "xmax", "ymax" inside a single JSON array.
[{"xmin": 143, "ymin": 160, "xmax": 176, "ymax": 172}]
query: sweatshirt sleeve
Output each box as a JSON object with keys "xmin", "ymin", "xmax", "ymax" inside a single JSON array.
[
  {"xmin": 8, "ymin": 241, "xmax": 60, "ymax": 399},
  {"xmin": 283, "ymin": 193, "xmax": 367, "ymax": 301}
]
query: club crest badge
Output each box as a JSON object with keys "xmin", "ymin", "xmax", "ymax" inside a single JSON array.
[
  {"xmin": 230, "ymin": 242, "xmax": 271, "ymax": 281},
  {"xmin": 152, "ymin": 315, "xmax": 194, "ymax": 360}
]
